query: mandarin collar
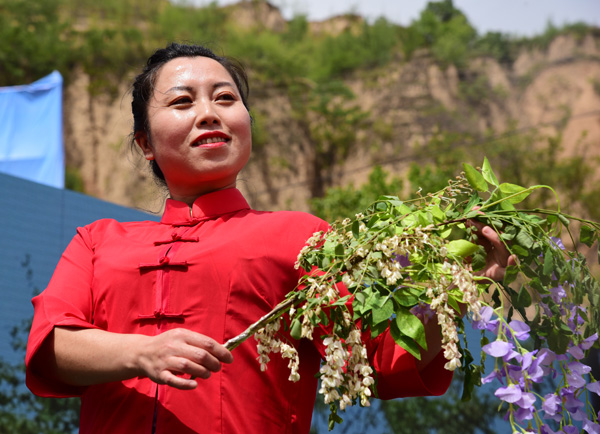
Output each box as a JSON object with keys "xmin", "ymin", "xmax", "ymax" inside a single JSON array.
[{"xmin": 161, "ymin": 188, "xmax": 251, "ymax": 226}]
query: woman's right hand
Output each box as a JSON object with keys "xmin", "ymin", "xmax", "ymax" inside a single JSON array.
[
  {"xmin": 138, "ymin": 328, "xmax": 234, "ymax": 390},
  {"xmin": 39, "ymin": 326, "xmax": 233, "ymax": 390}
]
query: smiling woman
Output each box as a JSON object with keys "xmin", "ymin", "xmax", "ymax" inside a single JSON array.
[
  {"xmin": 23, "ymin": 42, "xmax": 513, "ymax": 434},
  {"xmin": 135, "ymin": 56, "xmax": 252, "ymax": 203}
]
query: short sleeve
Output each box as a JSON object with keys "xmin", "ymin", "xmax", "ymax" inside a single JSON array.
[
  {"xmin": 25, "ymin": 225, "xmax": 100, "ymax": 397},
  {"xmin": 370, "ymin": 329, "xmax": 453, "ymax": 399}
]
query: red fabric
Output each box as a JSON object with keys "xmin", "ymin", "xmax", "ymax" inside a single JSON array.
[{"xmin": 26, "ymin": 188, "xmax": 451, "ymax": 434}]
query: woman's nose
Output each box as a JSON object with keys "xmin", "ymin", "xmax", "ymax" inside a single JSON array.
[{"xmin": 195, "ymin": 101, "xmax": 220, "ymax": 126}]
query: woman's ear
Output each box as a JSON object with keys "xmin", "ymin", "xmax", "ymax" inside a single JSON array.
[{"xmin": 135, "ymin": 132, "xmax": 155, "ymax": 161}]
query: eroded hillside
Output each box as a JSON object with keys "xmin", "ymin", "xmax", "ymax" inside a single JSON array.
[{"xmin": 60, "ymin": 4, "xmax": 600, "ymax": 215}]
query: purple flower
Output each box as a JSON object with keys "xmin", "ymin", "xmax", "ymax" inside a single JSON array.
[
  {"xmin": 568, "ymin": 345, "xmax": 585, "ymax": 360},
  {"xmin": 395, "ymin": 253, "xmax": 411, "ymax": 268},
  {"xmin": 514, "ymin": 406, "xmax": 534, "ymax": 422},
  {"xmin": 495, "ymin": 384, "xmax": 522, "ymax": 403},
  {"xmin": 410, "ymin": 302, "xmax": 435, "ymax": 323},
  {"xmin": 509, "ymin": 319, "xmax": 531, "ymax": 341},
  {"xmin": 537, "ymin": 348, "xmax": 557, "ymax": 366},
  {"xmin": 482, "ymin": 369, "xmax": 504, "ymax": 385},
  {"xmin": 471, "ymin": 306, "xmax": 499, "ymax": 333},
  {"xmin": 570, "ymin": 406, "xmax": 588, "ymax": 422},
  {"xmin": 521, "ymin": 350, "xmax": 537, "ymax": 371},
  {"xmin": 550, "ymin": 236, "xmax": 566, "ymax": 250},
  {"xmin": 482, "ymin": 341, "xmax": 513, "ymax": 358},
  {"xmin": 587, "ymin": 381, "xmax": 600, "ymax": 395},
  {"xmin": 542, "ymin": 393, "xmax": 561, "ymax": 416},
  {"xmin": 515, "ymin": 391, "xmax": 536, "ymax": 409},
  {"xmin": 540, "ymin": 425, "xmax": 559, "ymax": 434},
  {"xmin": 583, "ymin": 419, "xmax": 600, "ymax": 434},
  {"xmin": 581, "ymin": 333, "xmax": 599, "ymax": 350},
  {"xmin": 562, "ymin": 391, "xmax": 585, "ymax": 413},
  {"xmin": 562, "ymin": 426, "xmax": 579, "ymax": 434},
  {"xmin": 566, "ymin": 361, "xmax": 592, "ymax": 389},
  {"xmin": 549, "ymin": 284, "xmax": 567, "ymax": 303}
]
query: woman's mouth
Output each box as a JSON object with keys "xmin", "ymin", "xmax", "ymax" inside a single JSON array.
[{"xmin": 192, "ymin": 135, "xmax": 230, "ymax": 148}]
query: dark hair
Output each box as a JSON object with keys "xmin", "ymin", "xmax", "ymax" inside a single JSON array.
[{"xmin": 130, "ymin": 43, "xmax": 251, "ymax": 184}]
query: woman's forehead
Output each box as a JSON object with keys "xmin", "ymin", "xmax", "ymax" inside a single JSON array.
[{"xmin": 155, "ymin": 56, "xmax": 235, "ymax": 90}]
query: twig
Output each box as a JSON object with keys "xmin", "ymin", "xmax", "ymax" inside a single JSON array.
[{"xmin": 224, "ymin": 293, "xmax": 300, "ymax": 351}]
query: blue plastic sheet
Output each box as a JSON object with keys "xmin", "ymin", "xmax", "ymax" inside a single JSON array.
[{"xmin": 0, "ymin": 71, "xmax": 64, "ymax": 188}]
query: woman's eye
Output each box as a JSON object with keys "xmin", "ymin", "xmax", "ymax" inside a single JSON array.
[
  {"xmin": 217, "ymin": 93, "xmax": 235, "ymax": 102},
  {"xmin": 171, "ymin": 97, "xmax": 192, "ymax": 105}
]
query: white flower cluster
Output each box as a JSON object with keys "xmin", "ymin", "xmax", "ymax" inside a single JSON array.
[
  {"xmin": 342, "ymin": 228, "xmax": 429, "ymax": 289},
  {"xmin": 426, "ymin": 282, "xmax": 462, "ymax": 371},
  {"xmin": 451, "ymin": 263, "xmax": 482, "ymax": 321},
  {"xmin": 255, "ymin": 319, "xmax": 301, "ymax": 382},
  {"xmin": 319, "ymin": 329, "xmax": 374, "ymax": 410},
  {"xmin": 294, "ymin": 231, "xmax": 324, "ymax": 269}
]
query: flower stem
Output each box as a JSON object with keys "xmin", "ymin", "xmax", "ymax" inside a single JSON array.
[{"xmin": 224, "ymin": 294, "xmax": 300, "ymax": 351}]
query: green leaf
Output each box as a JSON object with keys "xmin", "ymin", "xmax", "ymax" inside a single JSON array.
[
  {"xmin": 462, "ymin": 163, "xmax": 488, "ymax": 192},
  {"xmin": 395, "ymin": 307, "xmax": 427, "ymax": 349},
  {"xmin": 390, "ymin": 321, "xmax": 421, "ymax": 359},
  {"xmin": 511, "ymin": 245, "xmax": 529, "ymax": 257},
  {"xmin": 290, "ymin": 318, "xmax": 302, "ymax": 340},
  {"xmin": 500, "ymin": 200, "xmax": 516, "ymax": 211},
  {"xmin": 352, "ymin": 220, "xmax": 360, "ymax": 238},
  {"xmin": 446, "ymin": 239, "xmax": 480, "ymax": 258},
  {"xmin": 499, "ymin": 183, "xmax": 531, "ymax": 204},
  {"xmin": 515, "ymin": 230, "xmax": 534, "ymax": 249},
  {"xmin": 429, "ymin": 205, "xmax": 446, "ymax": 223},
  {"xmin": 354, "ymin": 292, "xmax": 366, "ymax": 306},
  {"xmin": 393, "ymin": 288, "xmax": 420, "ymax": 307},
  {"xmin": 543, "ymin": 248, "xmax": 554, "ymax": 276},
  {"xmin": 334, "ymin": 243, "xmax": 345, "ymax": 256},
  {"xmin": 481, "ymin": 157, "xmax": 499, "ymax": 186},
  {"xmin": 373, "ymin": 298, "xmax": 394, "ymax": 325},
  {"xmin": 558, "ymin": 214, "xmax": 570, "ymax": 226},
  {"xmin": 370, "ymin": 318, "xmax": 390, "ymax": 338},
  {"xmin": 503, "ymin": 265, "xmax": 519, "ymax": 285},
  {"xmin": 515, "ymin": 286, "xmax": 532, "ymax": 309},
  {"xmin": 580, "ymin": 224, "xmax": 596, "ymax": 247}
]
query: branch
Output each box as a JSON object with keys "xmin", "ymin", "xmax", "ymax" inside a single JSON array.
[{"xmin": 224, "ymin": 294, "xmax": 300, "ymax": 351}]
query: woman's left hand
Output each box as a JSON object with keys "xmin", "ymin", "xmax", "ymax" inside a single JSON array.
[{"xmin": 468, "ymin": 220, "xmax": 517, "ymax": 282}]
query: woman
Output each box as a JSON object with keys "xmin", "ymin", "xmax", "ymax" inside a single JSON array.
[{"xmin": 25, "ymin": 43, "xmax": 514, "ymax": 434}]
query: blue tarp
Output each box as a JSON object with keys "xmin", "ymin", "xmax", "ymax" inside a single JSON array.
[{"xmin": 0, "ymin": 71, "xmax": 64, "ymax": 188}]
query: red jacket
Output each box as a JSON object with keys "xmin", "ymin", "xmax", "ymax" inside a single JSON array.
[{"xmin": 26, "ymin": 188, "xmax": 451, "ymax": 434}]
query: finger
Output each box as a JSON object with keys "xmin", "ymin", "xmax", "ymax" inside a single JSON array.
[
  {"xmin": 157, "ymin": 369, "xmax": 199, "ymax": 390},
  {"xmin": 181, "ymin": 346, "xmax": 226, "ymax": 374},
  {"xmin": 184, "ymin": 333, "xmax": 234, "ymax": 365}
]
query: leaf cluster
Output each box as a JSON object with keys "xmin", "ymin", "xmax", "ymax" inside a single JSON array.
[{"xmin": 289, "ymin": 158, "xmax": 600, "ymax": 429}]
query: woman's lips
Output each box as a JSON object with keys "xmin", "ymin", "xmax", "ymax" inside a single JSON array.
[{"xmin": 192, "ymin": 132, "xmax": 230, "ymax": 148}]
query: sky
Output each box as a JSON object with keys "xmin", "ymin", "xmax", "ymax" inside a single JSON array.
[{"xmin": 194, "ymin": 0, "xmax": 600, "ymax": 37}]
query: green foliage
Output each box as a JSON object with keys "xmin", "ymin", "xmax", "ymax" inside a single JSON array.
[
  {"xmin": 0, "ymin": 0, "xmax": 72, "ymax": 85},
  {"xmin": 158, "ymin": 2, "xmax": 229, "ymax": 49},
  {"xmin": 310, "ymin": 166, "xmax": 403, "ymax": 221},
  {"xmin": 474, "ymin": 32, "xmax": 517, "ymax": 64},
  {"xmin": 407, "ymin": 0, "xmax": 477, "ymax": 68},
  {"xmin": 0, "ymin": 0, "xmax": 596, "ymax": 90},
  {"xmin": 380, "ymin": 373, "xmax": 500, "ymax": 434},
  {"xmin": 290, "ymin": 158, "xmax": 600, "ymax": 430},
  {"xmin": 0, "ymin": 319, "xmax": 80, "ymax": 434},
  {"xmin": 65, "ymin": 166, "xmax": 86, "ymax": 193},
  {"xmin": 289, "ymin": 79, "xmax": 370, "ymax": 197},
  {"xmin": 0, "ymin": 256, "xmax": 80, "ymax": 433}
]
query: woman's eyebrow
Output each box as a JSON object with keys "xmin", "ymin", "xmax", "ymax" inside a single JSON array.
[
  {"xmin": 163, "ymin": 82, "xmax": 235, "ymax": 94},
  {"xmin": 164, "ymin": 85, "xmax": 194, "ymax": 94}
]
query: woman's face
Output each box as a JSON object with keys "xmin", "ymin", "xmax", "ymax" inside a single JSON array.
[{"xmin": 136, "ymin": 56, "xmax": 252, "ymax": 202}]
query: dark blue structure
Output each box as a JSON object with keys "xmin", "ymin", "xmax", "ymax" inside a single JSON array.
[{"xmin": 0, "ymin": 172, "xmax": 160, "ymax": 364}]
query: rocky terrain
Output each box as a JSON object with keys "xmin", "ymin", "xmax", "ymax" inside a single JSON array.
[{"xmin": 61, "ymin": 3, "xmax": 600, "ymax": 215}]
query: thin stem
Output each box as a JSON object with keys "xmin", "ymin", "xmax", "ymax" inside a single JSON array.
[{"xmin": 224, "ymin": 294, "xmax": 299, "ymax": 351}]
